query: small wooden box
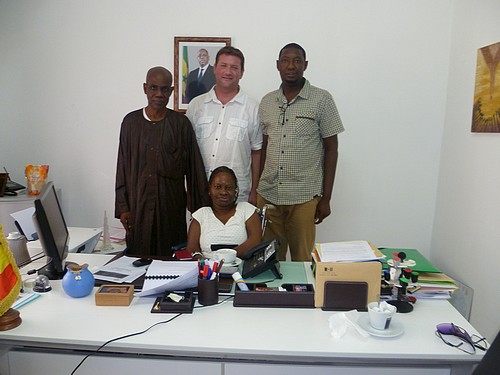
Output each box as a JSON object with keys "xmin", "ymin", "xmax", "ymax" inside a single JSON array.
[{"xmin": 95, "ymin": 284, "xmax": 134, "ymax": 306}]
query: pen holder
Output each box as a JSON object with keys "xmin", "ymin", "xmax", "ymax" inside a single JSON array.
[{"xmin": 198, "ymin": 277, "xmax": 219, "ymax": 306}]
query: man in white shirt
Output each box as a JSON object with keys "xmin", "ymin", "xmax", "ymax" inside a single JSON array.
[{"xmin": 187, "ymin": 46, "xmax": 262, "ymax": 205}]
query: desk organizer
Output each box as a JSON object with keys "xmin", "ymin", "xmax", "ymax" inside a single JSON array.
[
  {"xmin": 233, "ymin": 283, "xmax": 315, "ymax": 308},
  {"xmin": 151, "ymin": 291, "xmax": 195, "ymax": 313},
  {"xmin": 95, "ymin": 284, "xmax": 134, "ymax": 306}
]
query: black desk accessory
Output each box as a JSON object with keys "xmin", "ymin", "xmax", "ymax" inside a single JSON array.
[
  {"xmin": 211, "ymin": 244, "xmax": 238, "ymax": 251},
  {"xmin": 387, "ymin": 277, "xmax": 414, "ymax": 313},
  {"xmin": 233, "ymin": 283, "xmax": 314, "ymax": 308},
  {"xmin": 151, "ymin": 291, "xmax": 195, "ymax": 313},
  {"xmin": 321, "ymin": 281, "xmax": 368, "ymax": 311},
  {"xmin": 132, "ymin": 258, "xmax": 153, "ymax": 267},
  {"xmin": 33, "ymin": 274, "xmax": 52, "ymax": 293},
  {"xmin": 0, "ymin": 168, "xmax": 25, "ymax": 196},
  {"xmin": 241, "ymin": 239, "xmax": 282, "ymax": 279}
]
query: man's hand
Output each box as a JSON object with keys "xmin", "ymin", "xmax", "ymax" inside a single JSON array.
[
  {"xmin": 314, "ymin": 197, "xmax": 331, "ymax": 224},
  {"xmin": 248, "ymin": 190, "xmax": 257, "ymax": 206},
  {"xmin": 120, "ymin": 212, "xmax": 131, "ymax": 232}
]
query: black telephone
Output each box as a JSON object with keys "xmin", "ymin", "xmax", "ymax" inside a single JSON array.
[
  {"xmin": 1, "ymin": 168, "xmax": 25, "ymax": 195},
  {"xmin": 6, "ymin": 180, "xmax": 25, "ymax": 193},
  {"xmin": 242, "ymin": 239, "xmax": 282, "ymax": 279}
]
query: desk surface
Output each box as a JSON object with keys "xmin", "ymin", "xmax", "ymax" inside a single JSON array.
[{"xmin": 1, "ymin": 254, "xmax": 485, "ymax": 368}]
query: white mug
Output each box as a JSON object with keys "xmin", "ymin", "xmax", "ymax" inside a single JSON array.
[{"xmin": 368, "ymin": 301, "xmax": 396, "ymax": 330}]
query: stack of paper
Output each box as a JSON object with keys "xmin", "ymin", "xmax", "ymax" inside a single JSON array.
[
  {"xmin": 93, "ymin": 256, "xmax": 148, "ymax": 284},
  {"xmin": 314, "ymin": 240, "xmax": 386, "ymax": 263},
  {"xmin": 409, "ymin": 272, "xmax": 458, "ymax": 299},
  {"xmin": 378, "ymin": 248, "xmax": 458, "ymax": 299}
]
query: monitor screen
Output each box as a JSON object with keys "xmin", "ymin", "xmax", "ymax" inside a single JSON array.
[{"xmin": 33, "ymin": 181, "xmax": 69, "ymax": 279}]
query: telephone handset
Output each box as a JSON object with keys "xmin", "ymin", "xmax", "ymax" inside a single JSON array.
[{"xmin": 242, "ymin": 239, "xmax": 282, "ymax": 279}]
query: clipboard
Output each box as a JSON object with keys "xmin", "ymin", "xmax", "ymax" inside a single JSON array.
[{"xmin": 314, "ymin": 261, "xmax": 381, "ymax": 308}]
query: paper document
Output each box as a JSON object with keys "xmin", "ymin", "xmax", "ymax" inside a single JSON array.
[
  {"xmin": 13, "ymin": 291, "xmax": 41, "ymax": 309},
  {"xmin": 316, "ymin": 240, "xmax": 385, "ymax": 262},
  {"xmin": 93, "ymin": 256, "xmax": 147, "ymax": 283},
  {"xmin": 135, "ymin": 260, "xmax": 198, "ymax": 297},
  {"xmin": 10, "ymin": 207, "xmax": 37, "ymax": 241}
]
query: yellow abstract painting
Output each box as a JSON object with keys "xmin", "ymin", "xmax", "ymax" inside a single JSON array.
[{"xmin": 472, "ymin": 41, "xmax": 500, "ymax": 133}]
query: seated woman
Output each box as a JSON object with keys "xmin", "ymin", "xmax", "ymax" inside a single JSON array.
[{"xmin": 187, "ymin": 166, "xmax": 262, "ymax": 259}]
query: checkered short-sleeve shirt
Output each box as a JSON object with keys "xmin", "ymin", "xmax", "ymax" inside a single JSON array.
[{"xmin": 257, "ymin": 79, "xmax": 344, "ymax": 205}]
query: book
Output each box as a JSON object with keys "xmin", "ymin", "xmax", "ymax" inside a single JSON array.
[{"xmin": 135, "ymin": 260, "xmax": 198, "ymax": 297}]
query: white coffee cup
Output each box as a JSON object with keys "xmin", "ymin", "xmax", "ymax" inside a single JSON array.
[
  {"xmin": 368, "ymin": 301, "xmax": 397, "ymax": 330},
  {"xmin": 213, "ymin": 249, "xmax": 237, "ymax": 263}
]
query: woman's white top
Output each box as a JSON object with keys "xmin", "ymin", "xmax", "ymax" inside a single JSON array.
[{"xmin": 192, "ymin": 201, "xmax": 257, "ymax": 256}]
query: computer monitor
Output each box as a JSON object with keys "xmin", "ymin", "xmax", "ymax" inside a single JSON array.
[{"xmin": 32, "ymin": 181, "xmax": 70, "ymax": 279}]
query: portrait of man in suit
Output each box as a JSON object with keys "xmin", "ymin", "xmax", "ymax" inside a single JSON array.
[
  {"xmin": 185, "ymin": 48, "xmax": 216, "ymax": 103},
  {"xmin": 174, "ymin": 37, "xmax": 231, "ymax": 112}
]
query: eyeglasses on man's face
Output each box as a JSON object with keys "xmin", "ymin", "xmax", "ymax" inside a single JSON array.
[{"xmin": 435, "ymin": 323, "xmax": 488, "ymax": 354}]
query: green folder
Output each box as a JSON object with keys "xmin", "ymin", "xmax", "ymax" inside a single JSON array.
[
  {"xmin": 243, "ymin": 262, "xmax": 309, "ymax": 286},
  {"xmin": 378, "ymin": 248, "xmax": 441, "ymax": 273}
]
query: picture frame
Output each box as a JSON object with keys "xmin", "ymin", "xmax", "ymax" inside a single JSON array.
[
  {"xmin": 174, "ymin": 36, "xmax": 231, "ymax": 112},
  {"xmin": 471, "ymin": 41, "xmax": 500, "ymax": 133}
]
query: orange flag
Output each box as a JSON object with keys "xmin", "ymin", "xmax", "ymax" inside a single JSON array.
[{"xmin": 0, "ymin": 225, "xmax": 22, "ymax": 316}]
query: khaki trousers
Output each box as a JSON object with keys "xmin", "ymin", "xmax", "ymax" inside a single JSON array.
[{"xmin": 257, "ymin": 195, "xmax": 320, "ymax": 262}]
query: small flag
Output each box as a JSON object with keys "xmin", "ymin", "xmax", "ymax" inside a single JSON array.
[
  {"xmin": 182, "ymin": 46, "xmax": 189, "ymax": 103},
  {"xmin": 0, "ymin": 225, "xmax": 22, "ymax": 316}
]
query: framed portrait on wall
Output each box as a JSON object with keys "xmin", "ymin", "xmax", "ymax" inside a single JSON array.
[
  {"xmin": 174, "ymin": 36, "xmax": 231, "ymax": 112},
  {"xmin": 471, "ymin": 41, "xmax": 500, "ymax": 133}
]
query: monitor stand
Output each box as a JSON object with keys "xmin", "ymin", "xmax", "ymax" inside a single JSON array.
[{"xmin": 37, "ymin": 259, "xmax": 66, "ymax": 280}]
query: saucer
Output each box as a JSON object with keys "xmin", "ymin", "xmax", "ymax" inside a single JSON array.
[
  {"xmin": 357, "ymin": 315, "xmax": 404, "ymax": 338},
  {"xmin": 220, "ymin": 258, "xmax": 242, "ymax": 268}
]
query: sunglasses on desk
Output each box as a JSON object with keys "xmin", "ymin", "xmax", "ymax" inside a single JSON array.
[{"xmin": 435, "ymin": 323, "xmax": 488, "ymax": 354}]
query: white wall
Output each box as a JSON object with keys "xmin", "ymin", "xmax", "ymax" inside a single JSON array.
[
  {"xmin": 1, "ymin": 0, "xmax": 497, "ymax": 341},
  {"xmin": 0, "ymin": 0, "xmax": 451, "ymax": 254},
  {"xmin": 432, "ymin": 0, "xmax": 500, "ymax": 343}
]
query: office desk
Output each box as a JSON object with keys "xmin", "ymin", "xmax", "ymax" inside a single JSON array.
[{"xmin": 0, "ymin": 254, "xmax": 485, "ymax": 375}]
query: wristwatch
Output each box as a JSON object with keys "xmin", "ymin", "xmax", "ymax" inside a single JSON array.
[{"xmin": 191, "ymin": 252, "xmax": 203, "ymax": 259}]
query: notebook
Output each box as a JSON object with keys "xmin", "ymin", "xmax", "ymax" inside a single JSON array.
[{"xmin": 135, "ymin": 260, "xmax": 198, "ymax": 297}]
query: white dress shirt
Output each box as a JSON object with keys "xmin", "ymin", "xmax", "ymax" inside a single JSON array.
[{"xmin": 186, "ymin": 88, "xmax": 262, "ymax": 202}]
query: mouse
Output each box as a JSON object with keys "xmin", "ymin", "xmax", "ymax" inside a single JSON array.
[{"xmin": 132, "ymin": 258, "xmax": 153, "ymax": 267}]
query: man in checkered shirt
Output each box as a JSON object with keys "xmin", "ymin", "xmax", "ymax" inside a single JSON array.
[{"xmin": 257, "ymin": 43, "xmax": 345, "ymax": 261}]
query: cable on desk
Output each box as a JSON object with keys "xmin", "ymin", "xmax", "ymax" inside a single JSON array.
[{"xmin": 70, "ymin": 312, "xmax": 184, "ymax": 375}]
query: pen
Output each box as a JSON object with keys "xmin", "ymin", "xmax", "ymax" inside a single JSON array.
[
  {"xmin": 216, "ymin": 259, "xmax": 225, "ymax": 274},
  {"xmin": 203, "ymin": 264, "xmax": 210, "ymax": 279},
  {"xmin": 198, "ymin": 260, "xmax": 202, "ymax": 278}
]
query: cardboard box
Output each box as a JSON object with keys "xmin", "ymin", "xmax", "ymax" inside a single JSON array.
[{"xmin": 95, "ymin": 284, "xmax": 134, "ymax": 306}]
